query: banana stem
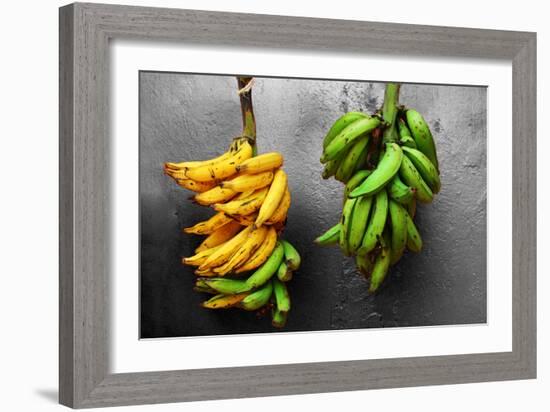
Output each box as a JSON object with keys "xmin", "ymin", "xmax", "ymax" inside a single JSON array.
[
  {"xmin": 237, "ymin": 77, "xmax": 257, "ymax": 148},
  {"xmin": 381, "ymin": 83, "xmax": 401, "ymax": 144}
]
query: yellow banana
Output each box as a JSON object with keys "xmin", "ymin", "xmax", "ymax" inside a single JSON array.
[
  {"xmin": 266, "ymin": 188, "xmax": 291, "ymax": 225},
  {"xmin": 199, "ymin": 225, "xmax": 254, "ymax": 270},
  {"xmin": 194, "ymin": 186, "xmax": 237, "ymax": 206},
  {"xmin": 221, "ymin": 170, "xmax": 274, "ymax": 192},
  {"xmin": 213, "ymin": 187, "xmax": 268, "ymax": 216},
  {"xmin": 182, "ymin": 245, "xmax": 221, "ymax": 266},
  {"xmin": 195, "ymin": 220, "xmax": 243, "ymax": 253},
  {"xmin": 229, "ymin": 212, "xmax": 257, "ymax": 226},
  {"xmin": 184, "ymin": 140, "xmax": 253, "ymax": 182},
  {"xmin": 194, "ymin": 267, "xmax": 218, "ymax": 277},
  {"xmin": 164, "ymin": 139, "xmax": 241, "ymax": 171},
  {"xmin": 202, "ymin": 292, "xmax": 249, "ymax": 309},
  {"xmin": 255, "ymin": 169, "xmax": 288, "ymax": 226},
  {"xmin": 236, "ymin": 152, "xmax": 284, "ymax": 174},
  {"xmin": 164, "ymin": 160, "xmax": 203, "ymax": 171},
  {"xmin": 236, "ymin": 226, "xmax": 278, "ymax": 273},
  {"xmin": 174, "ymin": 178, "xmax": 216, "ymax": 193},
  {"xmin": 213, "ymin": 226, "xmax": 268, "ymax": 275},
  {"xmin": 183, "ymin": 212, "xmax": 232, "ymax": 235}
]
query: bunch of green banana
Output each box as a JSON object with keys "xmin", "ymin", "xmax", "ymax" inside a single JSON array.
[
  {"xmin": 317, "ymin": 83, "xmax": 440, "ymax": 293},
  {"xmin": 166, "ymin": 76, "xmax": 302, "ymax": 328}
]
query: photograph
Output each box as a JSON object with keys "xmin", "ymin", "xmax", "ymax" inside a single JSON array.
[{"xmin": 139, "ymin": 73, "xmax": 487, "ymax": 338}]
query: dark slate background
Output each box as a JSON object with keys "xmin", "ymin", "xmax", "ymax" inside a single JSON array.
[{"xmin": 139, "ymin": 72, "xmax": 487, "ymax": 338}]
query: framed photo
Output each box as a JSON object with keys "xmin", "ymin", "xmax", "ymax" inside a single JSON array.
[{"xmin": 59, "ymin": 2, "xmax": 536, "ymax": 408}]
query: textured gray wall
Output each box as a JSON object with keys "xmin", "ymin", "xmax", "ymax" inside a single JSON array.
[{"xmin": 139, "ymin": 72, "xmax": 486, "ymax": 338}]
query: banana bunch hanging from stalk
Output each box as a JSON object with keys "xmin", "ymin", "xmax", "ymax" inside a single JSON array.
[
  {"xmin": 316, "ymin": 83, "xmax": 440, "ymax": 293},
  {"xmin": 164, "ymin": 77, "xmax": 300, "ymax": 328}
]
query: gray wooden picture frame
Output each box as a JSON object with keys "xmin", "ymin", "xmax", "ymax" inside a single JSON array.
[{"xmin": 59, "ymin": 2, "xmax": 536, "ymax": 408}]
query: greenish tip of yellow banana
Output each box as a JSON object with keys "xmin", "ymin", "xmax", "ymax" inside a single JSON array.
[{"xmin": 317, "ymin": 82, "xmax": 441, "ymax": 293}]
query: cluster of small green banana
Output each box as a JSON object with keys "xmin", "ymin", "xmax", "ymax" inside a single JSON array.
[
  {"xmin": 165, "ymin": 137, "xmax": 301, "ymax": 327},
  {"xmin": 316, "ymin": 105, "xmax": 440, "ymax": 293}
]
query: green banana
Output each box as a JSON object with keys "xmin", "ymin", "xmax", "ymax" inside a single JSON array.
[
  {"xmin": 348, "ymin": 195, "xmax": 373, "ymax": 253},
  {"xmin": 398, "ymin": 116, "xmax": 411, "ymax": 137},
  {"xmin": 405, "ymin": 212, "xmax": 423, "ymax": 252},
  {"xmin": 402, "ymin": 146, "xmax": 441, "ymax": 193},
  {"xmin": 272, "ymin": 277, "xmax": 291, "ymax": 312},
  {"xmin": 358, "ymin": 189, "xmax": 388, "ymax": 255},
  {"xmin": 202, "ymin": 278, "xmax": 249, "ymax": 294},
  {"xmin": 388, "ymin": 200, "xmax": 408, "ymax": 265},
  {"xmin": 194, "ymin": 279, "xmax": 217, "ymax": 294},
  {"xmin": 323, "ymin": 112, "xmax": 368, "ymax": 149},
  {"xmin": 315, "ymin": 223, "xmax": 341, "ymax": 246},
  {"xmin": 271, "ymin": 307, "xmax": 288, "ymax": 328},
  {"xmin": 321, "ymin": 117, "xmax": 381, "ymax": 163},
  {"xmin": 335, "ymin": 135, "xmax": 370, "ymax": 183},
  {"xmin": 349, "ymin": 143, "xmax": 403, "ymax": 198},
  {"xmin": 281, "ymin": 240, "xmax": 301, "ymax": 271},
  {"xmin": 406, "ymin": 109, "xmax": 439, "ymax": 171},
  {"xmin": 399, "ymin": 155, "xmax": 433, "ymax": 203},
  {"xmin": 277, "ymin": 261, "xmax": 293, "ymax": 282},
  {"xmin": 321, "ymin": 147, "xmax": 349, "ymax": 179},
  {"xmin": 387, "ymin": 174, "xmax": 415, "ymax": 205},
  {"xmin": 246, "ymin": 242, "xmax": 285, "ymax": 289},
  {"xmin": 239, "ymin": 281, "xmax": 273, "ymax": 311},
  {"xmin": 356, "ymin": 252, "xmax": 374, "ymax": 278},
  {"xmin": 339, "ymin": 197, "xmax": 357, "ymax": 256},
  {"xmin": 368, "ymin": 231, "xmax": 391, "ymax": 293},
  {"xmin": 397, "ymin": 118, "xmax": 417, "ymax": 148},
  {"xmin": 353, "ymin": 139, "xmax": 370, "ymax": 174},
  {"xmin": 344, "ymin": 169, "xmax": 372, "ymax": 199}
]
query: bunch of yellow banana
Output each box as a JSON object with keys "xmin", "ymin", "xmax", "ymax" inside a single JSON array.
[
  {"xmin": 316, "ymin": 83, "xmax": 441, "ymax": 293},
  {"xmin": 165, "ymin": 137, "xmax": 300, "ymax": 328}
]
